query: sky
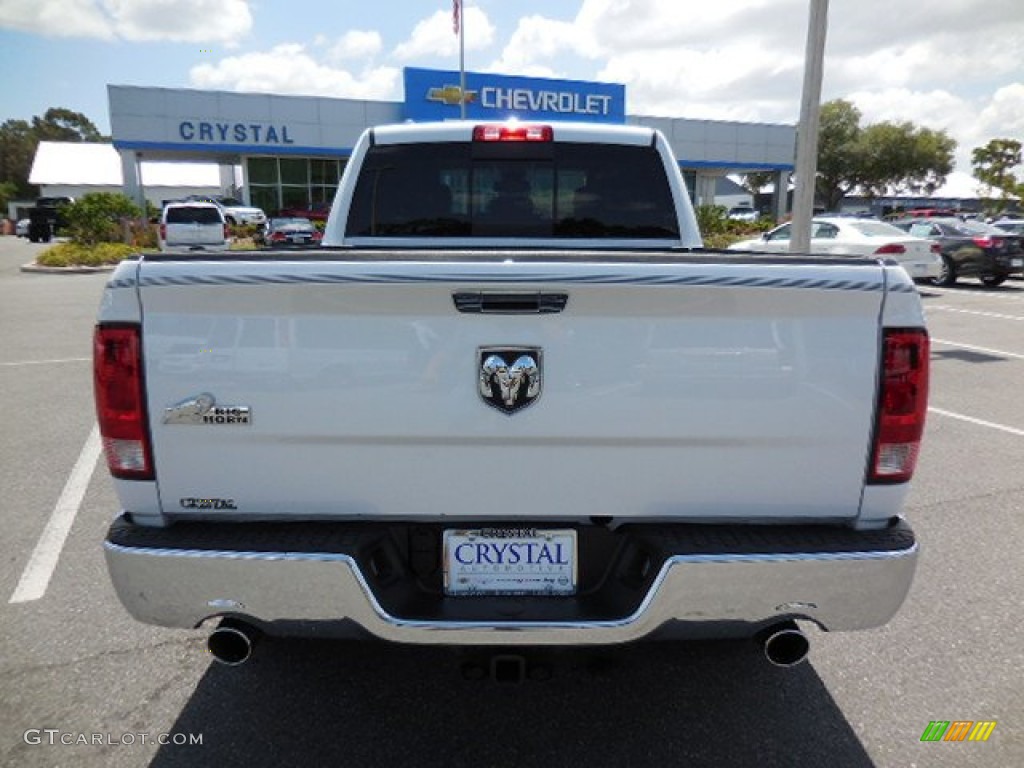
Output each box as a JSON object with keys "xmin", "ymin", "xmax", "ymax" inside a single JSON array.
[{"xmin": 1, "ymin": 0, "xmax": 1022, "ymax": 184}]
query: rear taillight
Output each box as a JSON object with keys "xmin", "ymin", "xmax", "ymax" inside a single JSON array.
[
  {"xmin": 874, "ymin": 243, "xmax": 906, "ymax": 255},
  {"xmin": 930, "ymin": 243, "xmax": 941, "ymax": 254},
  {"xmin": 473, "ymin": 124, "xmax": 553, "ymax": 142},
  {"xmin": 869, "ymin": 329, "xmax": 929, "ymax": 484},
  {"xmin": 94, "ymin": 324, "xmax": 153, "ymax": 480},
  {"xmin": 972, "ymin": 235, "xmax": 1000, "ymax": 249}
]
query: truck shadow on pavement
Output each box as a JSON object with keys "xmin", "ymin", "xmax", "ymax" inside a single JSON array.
[{"xmin": 149, "ymin": 636, "xmax": 875, "ymax": 768}]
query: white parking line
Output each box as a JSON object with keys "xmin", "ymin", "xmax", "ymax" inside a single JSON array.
[
  {"xmin": 928, "ymin": 408, "xmax": 1024, "ymax": 438},
  {"xmin": 925, "ymin": 285, "xmax": 1024, "ymax": 302},
  {"xmin": 932, "ymin": 338, "xmax": 1024, "ymax": 361},
  {"xmin": 0, "ymin": 357, "xmax": 90, "ymax": 367},
  {"xmin": 9, "ymin": 425, "xmax": 101, "ymax": 604},
  {"xmin": 927, "ymin": 306, "xmax": 1024, "ymax": 322}
]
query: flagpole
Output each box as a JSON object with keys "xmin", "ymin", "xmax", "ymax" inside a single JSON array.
[
  {"xmin": 791, "ymin": 0, "xmax": 829, "ymax": 253},
  {"xmin": 459, "ymin": 1, "xmax": 466, "ymax": 119}
]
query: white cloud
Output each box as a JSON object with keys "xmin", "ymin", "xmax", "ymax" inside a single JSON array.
[
  {"xmin": 490, "ymin": 15, "xmax": 597, "ymax": 75},
  {"xmin": 189, "ymin": 43, "xmax": 400, "ymax": 100},
  {"xmin": 840, "ymin": 84, "xmax": 1024, "ymax": 175},
  {"xmin": 392, "ymin": 7, "xmax": 494, "ymax": 60},
  {"xmin": 976, "ymin": 84, "xmax": 1024, "ymax": 143},
  {"xmin": 599, "ymin": 44, "xmax": 803, "ymax": 122},
  {"xmin": 845, "ymin": 89, "xmax": 969, "ymax": 135},
  {"xmin": 0, "ymin": 0, "xmax": 253, "ymax": 43},
  {"xmin": 578, "ymin": 0, "xmax": 798, "ymax": 52},
  {"xmin": 493, "ymin": 0, "xmax": 1022, "ymax": 182},
  {"xmin": 106, "ymin": 0, "xmax": 253, "ymax": 44},
  {"xmin": 0, "ymin": 0, "xmax": 114, "ymax": 39},
  {"xmin": 327, "ymin": 30, "xmax": 383, "ymax": 63}
]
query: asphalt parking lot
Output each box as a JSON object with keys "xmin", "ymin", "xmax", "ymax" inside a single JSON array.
[{"xmin": 0, "ymin": 234, "xmax": 1021, "ymax": 767}]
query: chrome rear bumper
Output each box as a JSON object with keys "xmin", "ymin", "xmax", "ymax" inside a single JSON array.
[{"xmin": 104, "ymin": 516, "xmax": 918, "ymax": 645}]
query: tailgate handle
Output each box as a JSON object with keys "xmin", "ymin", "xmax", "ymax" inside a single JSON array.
[{"xmin": 453, "ymin": 292, "xmax": 568, "ymax": 314}]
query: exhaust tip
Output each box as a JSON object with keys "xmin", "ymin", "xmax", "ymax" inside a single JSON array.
[
  {"xmin": 762, "ymin": 623, "xmax": 810, "ymax": 668},
  {"xmin": 208, "ymin": 621, "xmax": 256, "ymax": 666}
]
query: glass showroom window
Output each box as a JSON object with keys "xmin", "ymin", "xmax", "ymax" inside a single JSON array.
[
  {"xmin": 279, "ymin": 158, "xmax": 309, "ymax": 210},
  {"xmin": 244, "ymin": 157, "xmax": 344, "ymax": 214},
  {"xmin": 247, "ymin": 157, "xmax": 279, "ymax": 214},
  {"xmin": 311, "ymin": 159, "xmax": 343, "ymax": 207}
]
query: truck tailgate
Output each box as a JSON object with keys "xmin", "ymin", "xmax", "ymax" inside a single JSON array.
[{"xmin": 137, "ymin": 256, "xmax": 889, "ymax": 523}]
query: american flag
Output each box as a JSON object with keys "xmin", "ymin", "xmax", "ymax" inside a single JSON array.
[{"xmin": 453, "ymin": 0, "xmax": 461, "ymax": 36}]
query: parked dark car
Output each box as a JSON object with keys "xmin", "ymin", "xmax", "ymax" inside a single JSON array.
[
  {"xmin": 256, "ymin": 217, "xmax": 323, "ymax": 247},
  {"xmin": 27, "ymin": 196, "xmax": 73, "ymax": 243},
  {"xmin": 892, "ymin": 217, "xmax": 1024, "ymax": 287}
]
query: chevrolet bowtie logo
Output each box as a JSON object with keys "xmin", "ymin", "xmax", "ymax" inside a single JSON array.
[{"xmin": 427, "ymin": 84, "xmax": 478, "ymax": 106}]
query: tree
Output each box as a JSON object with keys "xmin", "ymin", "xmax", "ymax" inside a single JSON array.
[
  {"xmin": 31, "ymin": 108, "xmax": 105, "ymax": 143},
  {"xmin": 0, "ymin": 119, "xmax": 38, "ymax": 198},
  {"xmin": 857, "ymin": 122, "xmax": 955, "ymax": 198},
  {"xmin": 0, "ymin": 108, "xmax": 108, "ymax": 200},
  {"xmin": 62, "ymin": 193, "xmax": 141, "ymax": 245},
  {"xmin": 815, "ymin": 100, "xmax": 863, "ymax": 211},
  {"xmin": 813, "ymin": 99, "xmax": 956, "ymax": 210},
  {"xmin": 0, "ymin": 181, "xmax": 19, "ymax": 217},
  {"xmin": 972, "ymin": 139, "xmax": 1023, "ymax": 214},
  {"xmin": 740, "ymin": 172, "xmax": 776, "ymax": 197}
]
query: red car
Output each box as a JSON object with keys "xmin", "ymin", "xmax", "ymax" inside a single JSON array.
[{"xmin": 276, "ymin": 202, "xmax": 331, "ymax": 222}]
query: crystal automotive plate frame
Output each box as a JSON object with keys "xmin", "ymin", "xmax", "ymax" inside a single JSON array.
[{"xmin": 443, "ymin": 528, "xmax": 578, "ymax": 596}]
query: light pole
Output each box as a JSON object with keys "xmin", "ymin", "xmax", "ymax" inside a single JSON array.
[{"xmin": 790, "ymin": 0, "xmax": 829, "ymax": 253}]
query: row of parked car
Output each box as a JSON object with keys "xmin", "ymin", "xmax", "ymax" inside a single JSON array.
[
  {"xmin": 158, "ymin": 196, "xmax": 326, "ymax": 252},
  {"xmin": 729, "ymin": 215, "xmax": 1024, "ymax": 289}
]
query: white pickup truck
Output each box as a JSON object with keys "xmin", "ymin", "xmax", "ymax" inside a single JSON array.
[{"xmin": 96, "ymin": 121, "xmax": 928, "ymax": 670}]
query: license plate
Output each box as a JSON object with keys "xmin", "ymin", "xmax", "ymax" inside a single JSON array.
[
  {"xmin": 288, "ymin": 235, "xmax": 307, "ymax": 243},
  {"xmin": 1012, "ymin": 259, "xmax": 1023, "ymax": 267},
  {"xmin": 443, "ymin": 528, "xmax": 577, "ymax": 596}
]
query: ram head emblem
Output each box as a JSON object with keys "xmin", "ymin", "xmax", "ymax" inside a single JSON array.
[{"xmin": 478, "ymin": 348, "xmax": 542, "ymax": 415}]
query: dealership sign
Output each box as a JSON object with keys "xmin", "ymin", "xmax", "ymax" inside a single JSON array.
[
  {"xmin": 178, "ymin": 121, "xmax": 295, "ymax": 145},
  {"xmin": 404, "ymin": 68, "xmax": 625, "ymax": 123}
]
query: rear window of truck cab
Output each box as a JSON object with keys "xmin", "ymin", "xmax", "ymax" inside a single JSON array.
[{"xmin": 345, "ymin": 142, "xmax": 679, "ymax": 239}]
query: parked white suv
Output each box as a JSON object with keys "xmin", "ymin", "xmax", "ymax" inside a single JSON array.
[
  {"xmin": 160, "ymin": 202, "xmax": 230, "ymax": 252},
  {"xmin": 186, "ymin": 195, "xmax": 266, "ymax": 226}
]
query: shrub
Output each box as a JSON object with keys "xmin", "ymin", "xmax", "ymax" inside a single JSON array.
[
  {"xmin": 696, "ymin": 204, "xmax": 731, "ymax": 236},
  {"xmin": 63, "ymin": 193, "xmax": 142, "ymax": 245},
  {"xmin": 703, "ymin": 232, "xmax": 756, "ymax": 250},
  {"xmin": 229, "ymin": 223, "xmax": 261, "ymax": 240},
  {"xmin": 36, "ymin": 242, "xmax": 140, "ymax": 267},
  {"xmin": 694, "ymin": 204, "xmax": 778, "ymax": 250},
  {"xmin": 125, "ymin": 219, "xmax": 159, "ymax": 249}
]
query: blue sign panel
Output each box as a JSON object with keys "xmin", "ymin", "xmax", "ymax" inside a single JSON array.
[{"xmin": 403, "ymin": 68, "xmax": 625, "ymax": 123}]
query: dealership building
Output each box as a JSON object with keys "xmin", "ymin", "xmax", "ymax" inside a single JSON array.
[{"xmin": 42, "ymin": 68, "xmax": 798, "ymax": 218}]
